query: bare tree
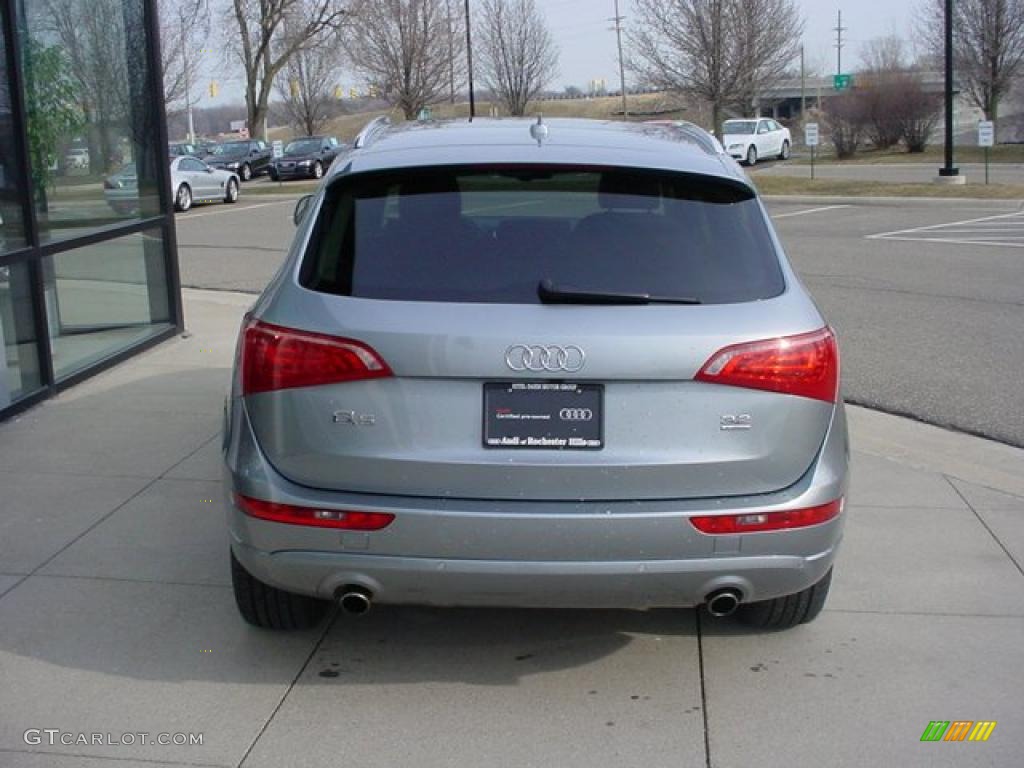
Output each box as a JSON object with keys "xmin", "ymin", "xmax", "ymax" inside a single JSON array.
[
  {"xmin": 628, "ymin": 0, "xmax": 803, "ymax": 139},
  {"xmin": 227, "ymin": 0, "xmax": 349, "ymax": 140},
  {"xmin": 158, "ymin": 0, "xmax": 209, "ymax": 114},
  {"xmin": 894, "ymin": 74, "xmax": 943, "ymax": 151},
  {"xmin": 859, "ymin": 35, "xmax": 908, "ymax": 74},
  {"xmin": 920, "ymin": 0, "xmax": 1024, "ymax": 124},
  {"xmin": 346, "ymin": 0, "xmax": 459, "ymax": 120},
  {"xmin": 36, "ymin": 0, "xmax": 130, "ymax": 171},
  {"xmin": 274, "ymin": 33, "xmax": 345, "ymax": 136},
  {"xmin": 475, "ymin": 0, "xmax": 559, "ymax": 116},
  {"xmin": 825, "ymin": 90, "xmax": 866, "ymax": 158}
]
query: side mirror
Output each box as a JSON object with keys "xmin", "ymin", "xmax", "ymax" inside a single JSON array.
[
  {"xmin": 293, "ymin": 194, "xmax": 314, "ymax": 226},
  {"xmin": 206, "ymin": 167, "xmax": 215, "ymax": 173}
]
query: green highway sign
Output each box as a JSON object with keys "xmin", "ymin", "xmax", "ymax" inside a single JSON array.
[{"xmin": 833, "ymin": 74, "xmax": 853, "ymax": 91}]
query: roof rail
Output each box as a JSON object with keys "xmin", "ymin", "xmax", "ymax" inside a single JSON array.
[
  {"xmin": 353, "ymin": 116, "xmax": 392, "ymax": 149},
  {"xmin": 671, "ymin": 122, "xmax": 720, "ymax": 155}
]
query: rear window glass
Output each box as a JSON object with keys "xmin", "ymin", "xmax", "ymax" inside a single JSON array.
[{"xmin": 300, "ymin": 166, "xmax": 784, "ymax": 305}]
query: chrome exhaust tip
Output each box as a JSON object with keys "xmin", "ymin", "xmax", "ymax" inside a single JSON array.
[
  {"xmin": 705, "ymin": 589, "xmax": 742, "ymax": 617},
  {"xmin": 337, "ymin": 587, "xmax": 373, "ymax": 616}
]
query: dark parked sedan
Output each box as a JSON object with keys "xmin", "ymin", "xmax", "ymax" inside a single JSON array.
[
  {"xmin": 269, "ymin": 136, "xmax": 343, "ymax": 181},
  {"xmin": 204, "ymin": 140, "xmax": 272, "ymax": 181}
]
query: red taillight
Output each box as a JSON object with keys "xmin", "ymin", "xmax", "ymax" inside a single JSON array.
[
  {"xmin": 235, "ymin": 493, "xmax": 395, "ymax": 530},
  {"xmin": 689, "ymin": 499, "xmax": 843, "ymax": 534},
  {"xmin": 241, "ymin": 318, "xmax": 392, "ymax": 395},
  {"xmin": 695, "ymin": 327, "xmax": 839, "ymax": 403}
]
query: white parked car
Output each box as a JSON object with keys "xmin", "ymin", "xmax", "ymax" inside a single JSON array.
[
  {"xmin": 722, "ymin": 118, "xmax": 791, "ymax": 166},
  {"xmin": 65, "ymin": 147, "xmax": 90, "ymax": 170}
]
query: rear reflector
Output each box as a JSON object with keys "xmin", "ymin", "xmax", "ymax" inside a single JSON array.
[
  {"xmin": 689, "ymin": 499, "xmax": 843, "ymax": 535},
  {"xmin": 241, "ymin": 318, "xmax": 392, "ymax": 395},
  {"xmin": 235, "ymin": 494, "xmax": 395, "ymax": 530},
  {"xmin": 695, "ymin": 327, "xmax": 839, "ymax": 403}
]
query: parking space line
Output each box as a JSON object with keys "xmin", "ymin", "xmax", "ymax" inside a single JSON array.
[
  {"xmin": 772, "ymin": 204, "xmax": 852, "ymax": 219},
  {"xmin": 178, "ymin": 200, "xmax": 293, "ymax": 221},
  {"xmin": 867, "ymin": 235, "xmax": 1024, "ymax": 249},
  {"xmin": 866, "ymin": 211, "xmax": 1024, "ymax": 248}
]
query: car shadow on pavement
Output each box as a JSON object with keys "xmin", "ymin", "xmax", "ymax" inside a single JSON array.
[{"xmin": 303, "ymin": 604, "xmax": 697, "ymax": 686}]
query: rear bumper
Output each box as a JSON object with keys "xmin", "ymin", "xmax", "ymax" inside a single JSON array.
[
  {"xmin": 272, "ymin": 168, "xmax": 314, "ymax": 179},
  {"xmin": 223, "ymin": 396, "xmax": 849, "ymax": 609},
  {"xmin": 231, "ymin": 537, "xmax": 838, "ymax": 609}
]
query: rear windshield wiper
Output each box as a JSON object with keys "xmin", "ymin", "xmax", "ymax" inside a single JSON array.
[{"xmin": 538, "ymin": 279, "xmax": 702, "ymax": 306}]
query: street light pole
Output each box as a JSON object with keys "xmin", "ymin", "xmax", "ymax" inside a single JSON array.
[
  {"xmin": 939, "ymin": 0, "xmax": 959, "ymax": 178},
  {"xmin": 612, "ymin": 0, "xmax": 628, "ymax": 118},
  {"xmin": 464, "ymin": 0, "xmax": 475, "ymax": 119},
  {"xmin": 180, "ymin": 6, "xmax": 195, "ymax": 144}
]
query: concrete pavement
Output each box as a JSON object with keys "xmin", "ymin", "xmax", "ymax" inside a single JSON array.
[{"xmin": 0, "ymin": 287, "xmax": 1021, "ymax": 767}]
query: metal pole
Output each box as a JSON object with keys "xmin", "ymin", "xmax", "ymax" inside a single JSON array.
[
  {"xmin": 939, "ymin": 0, "xmax": 958, "ymax": 177},
  {"xmin": 180, "ymin": 7, "xmax": 195, "ymax": 144},
  {"xmin": 613, "ymin": 0, "xmax": 627, "ymax": 118},
  {"xmin": 464, "ymin": 0, "xmax": 475, "ymax": 119},
  {"xmin": 833, "ymin": 10, "xmax": 847, "ymax": 77},
  {"xmin": 446, "ymin": 0, "xmax": 455, "ymax": 103},
  {"xmin": 800, "ymin": 44, "xmax": 806, "ymax": 118}
]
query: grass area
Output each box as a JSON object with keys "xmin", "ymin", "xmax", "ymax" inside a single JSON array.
[
  {"xmin": 791, "ymin": 144, "xmax": 1024, "ymax": 165},
  {"xmin": 243, "ymin": 181, "xmax": 320, "ymax": 196},
  {"xmin": 268, "ymin": 93, "xmax": 689, "ymax": 143},
  {"xmin": 753, "ymin": 175, "xmax": 1024, "ymax": 199}
]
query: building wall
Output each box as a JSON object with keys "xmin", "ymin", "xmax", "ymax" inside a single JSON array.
[{"xmin": 0, "ymin": 0, "xmax": 180, "ymax": 415}]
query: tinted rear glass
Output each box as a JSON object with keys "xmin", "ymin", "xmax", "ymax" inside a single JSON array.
[{"xmin": 300, "ymin": 166, "xmax": 784, "ymax": 305}]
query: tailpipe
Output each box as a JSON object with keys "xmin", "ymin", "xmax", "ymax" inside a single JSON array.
[
  {"xmin": 705, "ymin": 588, "xmax": 742, "ymax": 617},
  {"xmin": 337, "ymin": 586, "xmax": 373, "ymax": 616}
]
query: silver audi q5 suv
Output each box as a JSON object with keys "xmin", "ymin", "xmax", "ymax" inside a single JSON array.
[{"xmin": 223, "ymin": 117, "xmax": 848, "ymax": 630}]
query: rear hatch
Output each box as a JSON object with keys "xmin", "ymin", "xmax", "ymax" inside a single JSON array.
[{"xmin": 244, "ymin": 165, "xmax": 837, "ymax": 501}]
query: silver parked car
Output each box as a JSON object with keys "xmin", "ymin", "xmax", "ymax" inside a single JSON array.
[
  {"xmin": 104, "ymin": 157, "xmax": 240, "ymax": 214},
  {"xmin": 224, "ymin": 117, "xmax": 848, "ymax": 630},
  {"xmin": 170, "ymin": 156, "xmax": 240, "ymax": 211}
]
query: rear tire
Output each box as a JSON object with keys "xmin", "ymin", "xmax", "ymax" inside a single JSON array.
[
  {"xmin": 737, "ymin": 567, "xmax": 833, "ymax": 629},
  {"xmin": 231, "ymin": 549, "xmax": 329, "ymax": 630},
  {"xmin": 745, "ymin": 145, "xmax": 758, "ymax": 166},
  {"xmin": 174, "ymin": 184, "xmax": 191, "ymax": 212}
]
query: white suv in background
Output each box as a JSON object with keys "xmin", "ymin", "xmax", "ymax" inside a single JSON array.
[{"xmin": 723, "ymin": 118, "xmax": 792, "ymax": 166}]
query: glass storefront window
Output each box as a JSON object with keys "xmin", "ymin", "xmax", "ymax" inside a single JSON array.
[
  {"xmin": 1, "ymin": 1, "xmax": 26, "ymax": 253},
  {"xmin": 0, "ymin": 261, "xmax": 42, "ymax": 405},
  {"xmin": 18, "ymin": 0, "xmax": 161, "ymax": 244},
  {"xmin": 42, "ymin": 228, "xmax": 171, "ymax": 379}
]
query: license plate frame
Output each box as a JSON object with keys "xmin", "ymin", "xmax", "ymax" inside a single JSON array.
[{"xmin": 483, "ymin": 382, "xmax": 604, "ymax": 450}]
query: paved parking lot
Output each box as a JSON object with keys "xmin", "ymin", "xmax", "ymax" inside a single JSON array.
[
  {"xmin": 0, "ymin": 288, "xmax": 1021, "ymax": 768},
  {"xmin": 174, "ymin": 193, "xmax": 1024, "ymax": 446}
]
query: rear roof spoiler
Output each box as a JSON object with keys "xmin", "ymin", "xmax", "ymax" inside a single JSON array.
[{"xmin": 353, "ymin": 116, "xmax": 392, "ymax": 149}]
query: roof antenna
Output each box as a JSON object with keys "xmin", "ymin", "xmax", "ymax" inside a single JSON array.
[{"xmin": 530, "ymin": 114, "xmax": 548, "ymax": 146}]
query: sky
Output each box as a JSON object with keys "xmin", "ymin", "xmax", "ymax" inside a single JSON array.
[
  {"xmin": 542, "ymin": 0, "xmax": 919, "ymax": 88},
  {"xmin": 199, "ymin": 0, "xmax": 919, "ymax": 108}
]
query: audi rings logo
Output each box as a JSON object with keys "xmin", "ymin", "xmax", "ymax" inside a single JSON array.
[
  {"xmin": 505, "ymin": 345, "xmax": 586, "ymax": 372},
  {"xmin": 559, "ymin": 407, "xmax": 594, "ymax": 422}
]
